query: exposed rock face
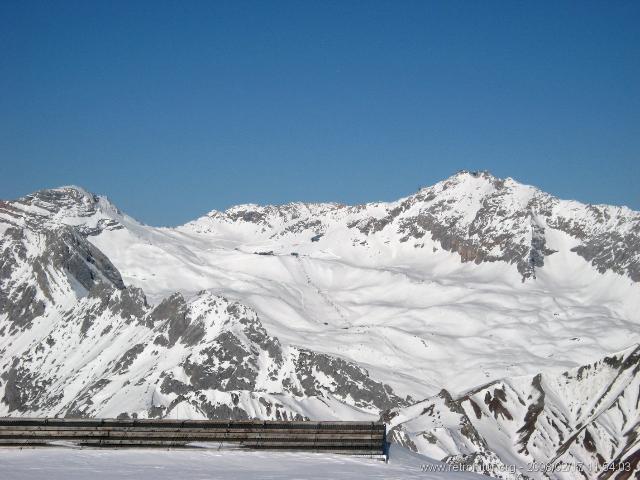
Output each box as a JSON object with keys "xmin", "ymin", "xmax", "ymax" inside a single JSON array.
[
  {"xmin": 0, "ymin": 285, "xmax": 404, "ymax": 419},
  {"xmin": 0, "ymin": 186, "xmax": 124, "ymax": 235},
  {"xmin": 0, "ymin": 186, "xmax": 127, "ymax": 332},
  {"xmin": 571, "ymin": 231, "xmax": 640, "ymax": 282},
  {"xmin": 386, "ymin": 346, "xmax": 640, "ymax": 480},
  {"xmin": 293, "ymin": 349, "xmax": 400, "ymax": 411},
  {"xmin": 0, "ymin": 226, "xmax": 124, "ymax": 334}
]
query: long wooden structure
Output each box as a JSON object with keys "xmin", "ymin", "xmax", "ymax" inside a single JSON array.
[{"xmin": 0, "ymin": 418, "xmax": 387, "ymax": 457}]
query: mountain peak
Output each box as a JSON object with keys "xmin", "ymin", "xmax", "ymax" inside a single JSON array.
[
  {"xmin": 3, "ymin": 185, "xmax": 125, "ymax": 235},
  {"xmin": 453, "ymin": 169, "xmax": 495, "ymax": 179},
  {"xmin": 439, "ymin": 170, "xmax": 526, "ymax": 191},
  {"xmin": 21, "ymin": 185, "xmax": 98, "ymax": 207}
]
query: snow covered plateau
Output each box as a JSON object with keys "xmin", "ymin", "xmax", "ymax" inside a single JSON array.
[{"xmin": 1, "ymin": 170, "xmax": 638, "ymax": 479}]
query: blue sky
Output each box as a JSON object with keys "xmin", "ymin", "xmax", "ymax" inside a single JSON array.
[{"xmin": 1, "ymin": 1, "xmax": 638, "ymax": 226}]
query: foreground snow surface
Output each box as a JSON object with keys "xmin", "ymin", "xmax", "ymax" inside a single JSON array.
[{"xmin": 1, "ymin": 445, "xmax": 479, "ymax": 480}]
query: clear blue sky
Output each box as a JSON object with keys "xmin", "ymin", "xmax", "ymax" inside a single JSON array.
[{"xmin": 1, "ymin": 1, "xmax": 638, "ymax": 226}]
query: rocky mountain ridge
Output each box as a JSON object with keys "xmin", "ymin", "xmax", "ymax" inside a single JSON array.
[
  {"xmin": 185, "ymin": 171, "xmax": 640, "ymax": 282},
  {"xmin": 386, "ymin": 344, "xmax": 640, "ymax": 480}
]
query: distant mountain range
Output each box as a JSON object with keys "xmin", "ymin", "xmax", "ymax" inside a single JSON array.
[{"xmin": 1, "ymin": 171, "xmax": 638, "ymax": 478}]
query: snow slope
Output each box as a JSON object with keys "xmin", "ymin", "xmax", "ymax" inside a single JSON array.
[{"xmin": 0, "ymin": 445, "xmax": 481, "ymax": 480}]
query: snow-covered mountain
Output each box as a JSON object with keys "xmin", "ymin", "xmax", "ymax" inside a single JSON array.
[
  {"xmin": 387, "ymin": 344, "xmax": 640, "ymax": 479},
  {"xmin": 1, "ymin": 171, "xmax": 639, "ymax": 478},
  {"xmin": 183, "ymin": 170, "xmax": 640, "ymax": 283}
]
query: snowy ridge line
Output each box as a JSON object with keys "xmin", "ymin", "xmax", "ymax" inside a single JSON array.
[{"xmin": 0, "ymin": 417, "xmax": 388, "ymax": 456}]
